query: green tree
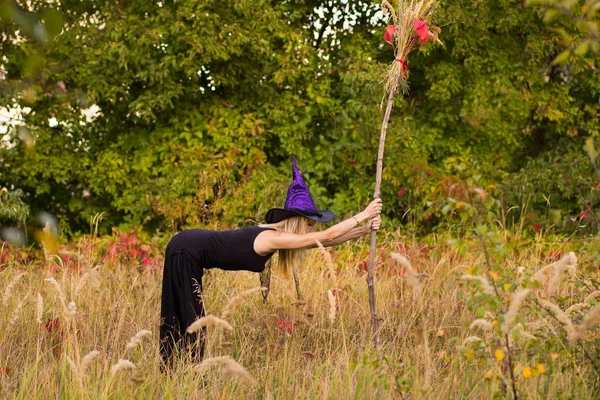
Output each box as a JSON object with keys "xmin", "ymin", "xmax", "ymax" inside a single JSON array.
[{"xmin": 1, "ymin": 0, "xmax": 598, "ymax": 236}]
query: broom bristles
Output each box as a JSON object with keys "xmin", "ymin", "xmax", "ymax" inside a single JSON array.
[{"xmin": 383, "ymin": 0, "xmax": 440, "ymax": 95}]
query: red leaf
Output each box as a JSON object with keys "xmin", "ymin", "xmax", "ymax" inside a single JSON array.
[
  {"xmin": 45, "ymin": 318, "xmax": 60, "ymax": 332},
  {"xmin": 397, "ymin": 187, "xmax": 407, "ymax": 197},
  {"xmin": 275, "ymin": 319, "xmax": 293, "ymax": 334}
]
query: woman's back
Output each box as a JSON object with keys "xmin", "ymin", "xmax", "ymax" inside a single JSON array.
[{"xmin": 167, "ymin": 227, "xmax": 274, "ymax": 273}]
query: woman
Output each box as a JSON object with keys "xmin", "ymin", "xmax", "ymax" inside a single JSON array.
[{"xmin": 159, "ymin": 158, "xmax": 382, "ymax": 366}]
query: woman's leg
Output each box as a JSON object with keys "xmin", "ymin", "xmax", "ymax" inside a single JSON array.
[{"xmin": 159, "ymin": 250, "xmax": 206, "ymax": 367}]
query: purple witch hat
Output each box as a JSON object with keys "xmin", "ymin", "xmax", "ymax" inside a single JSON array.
[{"xmin": 265, "ymin": 157, "xmax": 334, "ymax": 224}]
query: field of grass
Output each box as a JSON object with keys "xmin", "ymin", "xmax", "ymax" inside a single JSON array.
[{"xmin": 1, "ymin": 228, "xmax": 599, "ymax": 399}]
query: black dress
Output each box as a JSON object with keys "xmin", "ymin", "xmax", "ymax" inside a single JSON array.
[{"xmin": 159, "ymin": 226, "xmax": 275, "ymax": 366}]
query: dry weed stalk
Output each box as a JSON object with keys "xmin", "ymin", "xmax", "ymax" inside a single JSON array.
[
  {"xmin": 3, "ymin": 272, "xmax": 26, "ymax": 306},
  {"xmin": 45, "ymin": 277, "xmax": 67, "ymax": 308},
  {"xmin": 469, "ymin": 319, "xmax": 493, "ymax": 331},
  {"xmin": 327, "ymin": 290, "xmax": 336, "ymax": 323},
  {"xmin": 584, "ymin": 290, "xmax": 600, "ymax": 303},
  {"xmin": 66, "ymin": 355, "xmax": 81, "ymax": 380},
  {"xmin": 9, "ymin": 297, "xmax": 24, "ymax": 327},
  {"xmin": 547, "ymin": 252, "xmax": 577, "ymax": 294},
  {"xmin": 566, "ymin": 303, "xmax": 591, "ymax": 314},
  {"xmin": 125, "ymin": 330, "xmax": 152, "ymax": 351},
  {"xmin": 110, "ymin": 359, "xmax": 136, "ymax": 376},
  {"xmin": 316, "ymin": 240, "xmax": 336, "ymax": 281},
  {"xmin": 516, "ymin": 329, "xmax": 537, "ymax": 341},
  {"xmin": 187, "ymin": 315, "xmax": 233, "ymax": 334},
  {"xmin": 74, "ymin": 267, "xmax": 100, "ymax": 297},
  {"xmin": 391, "ymin": 253, "xmax": 427, "ymax": 296},
  {"xmin": 571, "ymin": 303, "xmax": 600, "ymax": 343},
  {"xmin": 501, "ymin": 289, "xmax": 531, "ymax": 335},
  {"xmin": 220, "ymin": 287, "xmax": 267, "ymax": 319},
  {"xmin": 531, "ymin": 252, "xmax": 577, "ymax": 293}
]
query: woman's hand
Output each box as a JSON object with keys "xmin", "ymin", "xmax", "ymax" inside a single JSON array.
[
  {"xmin": 357, "ymin": 198, "xmax": 383, "ymax": 222},
  {"xmin": 369, "ymin": 215, "xmax": 381, "ymax": 231}
]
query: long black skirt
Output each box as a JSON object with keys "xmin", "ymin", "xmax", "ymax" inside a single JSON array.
[{"xmin": 159, "ymin": 248, "xmax": 206, "ymax": 367}]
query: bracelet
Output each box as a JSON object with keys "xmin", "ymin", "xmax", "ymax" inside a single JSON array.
[{"xmin": 352, "ymin": 216, "xmax": 360, "ymax": 225}]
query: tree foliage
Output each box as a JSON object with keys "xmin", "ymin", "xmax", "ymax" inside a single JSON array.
[{"xmin": 0, "ymin": 0, "xmax": 598, "ymax": 236}]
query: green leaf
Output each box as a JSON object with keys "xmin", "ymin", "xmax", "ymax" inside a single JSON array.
[
  {"xmin": 552, "ymin": 49, "xmax": 571, "ymax": 64},
  {"xmin": 573, "ymin": 40, "xmax": 590, "ymax": 56},
  {"xmin": 544, "ymin": 9, "xmax": 562, "ymax": 24}
]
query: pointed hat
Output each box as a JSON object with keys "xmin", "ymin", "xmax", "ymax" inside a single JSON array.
[{"xmin": 265, "ymin": 157, "xmax": 334, "ymax": 224}]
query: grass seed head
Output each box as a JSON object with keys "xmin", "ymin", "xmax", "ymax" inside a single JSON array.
[
  {"xmin": 125, "ymin": 330, "xmax": 152, "ymax": 351},
  {"xmin": 45, "ymin": 277, "xmax": 67, "ymax": 307},
  {"xmin": 187, "ymin": 315, "xmax": 233, "ymax": 334},
  {"xmin": 36, "ymin": 292, "xmax": 44, "ymax": 324},
  {"xmin": 220, "ymin": 287, "xmax": 267, "ymax": 319},
  {"xmin": 571, "ymin": 303, "xmax": 600, "ymax": 343},
  {"xmin": 3, "ymin": 272, "xmax": 26, "ymax": 306},
  {"xmin": 327, "ymin": 290, "xmax": 336, "ymax": 323},
  {"xmin": 539, "ymin": 300, "xmax": 575, "ymax": 340},
  {"xmin": 469, "ymin": 319, "xmax": 493, "ymax": 331},
  {"xmin": 222, "ymin": 358, "xmax": 258, "ymax": 386},
  {"xmin": 391, "ymin": 253, "xmax": 426, "ymax": 296},
  {"xmin": 584, "ymin": 290, "xmax": 600, "ymax": 303},
  {"xmin": 502, "ymin": 289, "xmax": 531, "ymax": 335},
  {"xmin": 460, "ymin": 274, "xmax": 495, "ymax": 296},
  {"xmin": 81, "ymin": 350, "xmax": 100, "ymax": 374},
  {"xmin": 110, "ymin": 359, "xmax": 136, "ymax": 376}
]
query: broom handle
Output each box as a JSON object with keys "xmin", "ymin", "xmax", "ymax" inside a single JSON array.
[{"xmin": 368, "ymin": 92, "xmax": 395, "ymax": 352}]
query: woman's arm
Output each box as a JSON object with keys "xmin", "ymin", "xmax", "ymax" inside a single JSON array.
[
  {"xmin": 256, "ymin": 199, "xmax": 382, "ymax": 252},
  {"xmin": 308, "ymin": 215, "xmax": 381, "ymax": 248},
  {"xmin": 310, "ymin": 226, "xmax": 369, "ymax": 248}
]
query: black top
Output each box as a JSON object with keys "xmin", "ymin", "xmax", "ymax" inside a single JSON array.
[{"xmin": 166, "ymin": 226, "xmax": 275, "ymax": 273}]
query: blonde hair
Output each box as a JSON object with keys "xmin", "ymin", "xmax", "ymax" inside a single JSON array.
[{"xmin": 261, "ymin": 216, "xmax": 311, "ymax": 278}]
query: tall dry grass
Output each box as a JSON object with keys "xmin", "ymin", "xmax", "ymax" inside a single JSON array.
[{"xmin": 0, "ymin": 230, "xmax": 599, "ymax": 399}]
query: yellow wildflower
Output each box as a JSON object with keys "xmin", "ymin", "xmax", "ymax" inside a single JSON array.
[
  {"xmin": 484, "ymin": 369, "xmax": 494, "ymax": 379},
  {"xmin": 536, "ymin": 364, "xmax": 545, "ymax": 374},
  {"xmin": 495, "ymin": 349, "xmax": 504, "ymax": 362}
]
